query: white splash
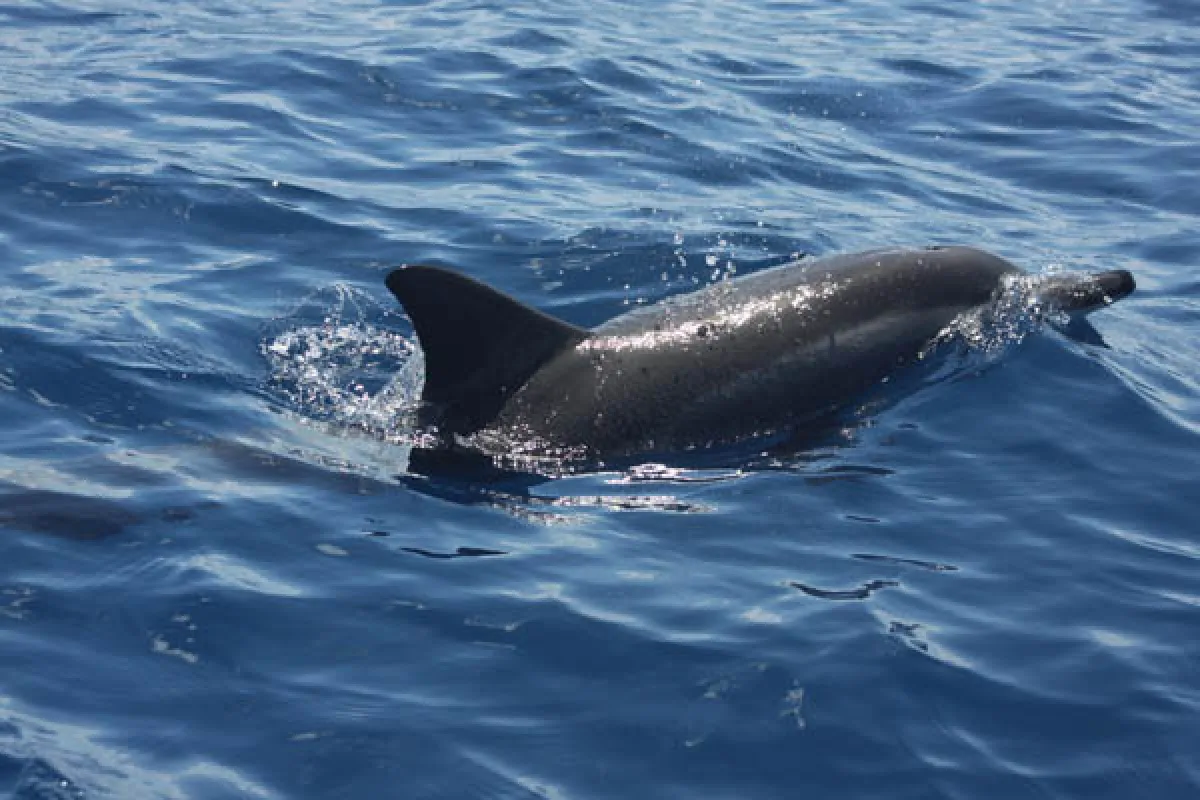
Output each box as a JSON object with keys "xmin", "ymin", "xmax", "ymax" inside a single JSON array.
[
  {"xmin": 260, "ymin": 283, "xmax": 425, "ymax": 444},
  {"xmin": 925, "ymin": 270, "xmax": 1077, "ymax": 357}
]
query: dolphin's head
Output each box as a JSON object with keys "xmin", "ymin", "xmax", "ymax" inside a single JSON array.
[{"xmin": 1035, "ymin": 269, "xmax": 1136, "ymax": 315}]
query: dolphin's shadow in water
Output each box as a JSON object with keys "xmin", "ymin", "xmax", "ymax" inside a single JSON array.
[
  {"xmin": 0, "ymin": 483, "xmax": 214, "ymax": 541},
  {"xmin": 0, "ymin": 486, "xmax": 142, "ymax": 540},
  {"xmin": 394, "ymin": 407, "xmax": 890, "ymax": 521},
  {"xmin": 393, "ymin": 419, "xmax": 972, "ymax": 604}
]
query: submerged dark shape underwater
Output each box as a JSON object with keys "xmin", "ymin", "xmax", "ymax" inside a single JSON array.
[{"xmin": 385, "ymin": 246, "xmax": 1134, "ymax": 470}]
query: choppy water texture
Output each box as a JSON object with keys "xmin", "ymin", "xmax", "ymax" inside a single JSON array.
[{"xmin": 2, "ymin": 1, "xmax": 1199, "ymax": 798}]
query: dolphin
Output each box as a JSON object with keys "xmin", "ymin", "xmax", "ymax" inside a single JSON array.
[{"xmin": 385, "ymin": 246, "xmax": 1134, "ymax": 463}]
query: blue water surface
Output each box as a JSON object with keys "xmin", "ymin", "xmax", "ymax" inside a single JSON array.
[{"xmin": 2, "ymin": 1, "xmax": 1198, "ymax": 798}]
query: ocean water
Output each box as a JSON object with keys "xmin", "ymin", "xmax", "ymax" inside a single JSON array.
[{"xmin": 1, "ymin": 0, "xmax": 1198, "ymax": 797}]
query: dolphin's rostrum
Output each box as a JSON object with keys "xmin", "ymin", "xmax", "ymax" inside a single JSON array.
[{"xmin": 385, "ymin": 246, "xmax": 1134, "ymax": 462}]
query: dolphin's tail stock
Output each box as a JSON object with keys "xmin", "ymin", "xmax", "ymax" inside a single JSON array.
[{"xmin": 1036, "ymin": 269, "xmax": 1136, "ymax": 315}]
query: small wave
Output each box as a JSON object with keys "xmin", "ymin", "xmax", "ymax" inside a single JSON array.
[{"xmin": 789, "ymin": 579, "xmax": 899, "ymax": 601}]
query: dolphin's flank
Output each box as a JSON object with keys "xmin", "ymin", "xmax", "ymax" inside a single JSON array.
[{"xmin": 385, "ymin": 246, "xmax": 1134, "ymax": 461}]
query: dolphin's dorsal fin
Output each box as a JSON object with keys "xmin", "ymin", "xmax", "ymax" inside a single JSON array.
[{"xmin": 385, "ymin": 265, "xmax": 588, "ymax": 434}]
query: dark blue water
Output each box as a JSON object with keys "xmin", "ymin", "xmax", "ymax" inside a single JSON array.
[{"xmin": 2, "ymin": 1, "xmax": 1198, "ymax": 797}]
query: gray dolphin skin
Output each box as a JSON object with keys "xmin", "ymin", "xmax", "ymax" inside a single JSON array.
[{"xmin": 385, "ymin": 246, "xmax": 1134, "ymax": 461}]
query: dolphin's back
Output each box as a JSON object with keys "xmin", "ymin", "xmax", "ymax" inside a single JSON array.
[
  {"xmin": 596, "ymin": 246, "xmax": 1014, "ymax": 336},
  {"xmin": 497, "ymin": 247, "xmax": 1018, "ymax": 455}
]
